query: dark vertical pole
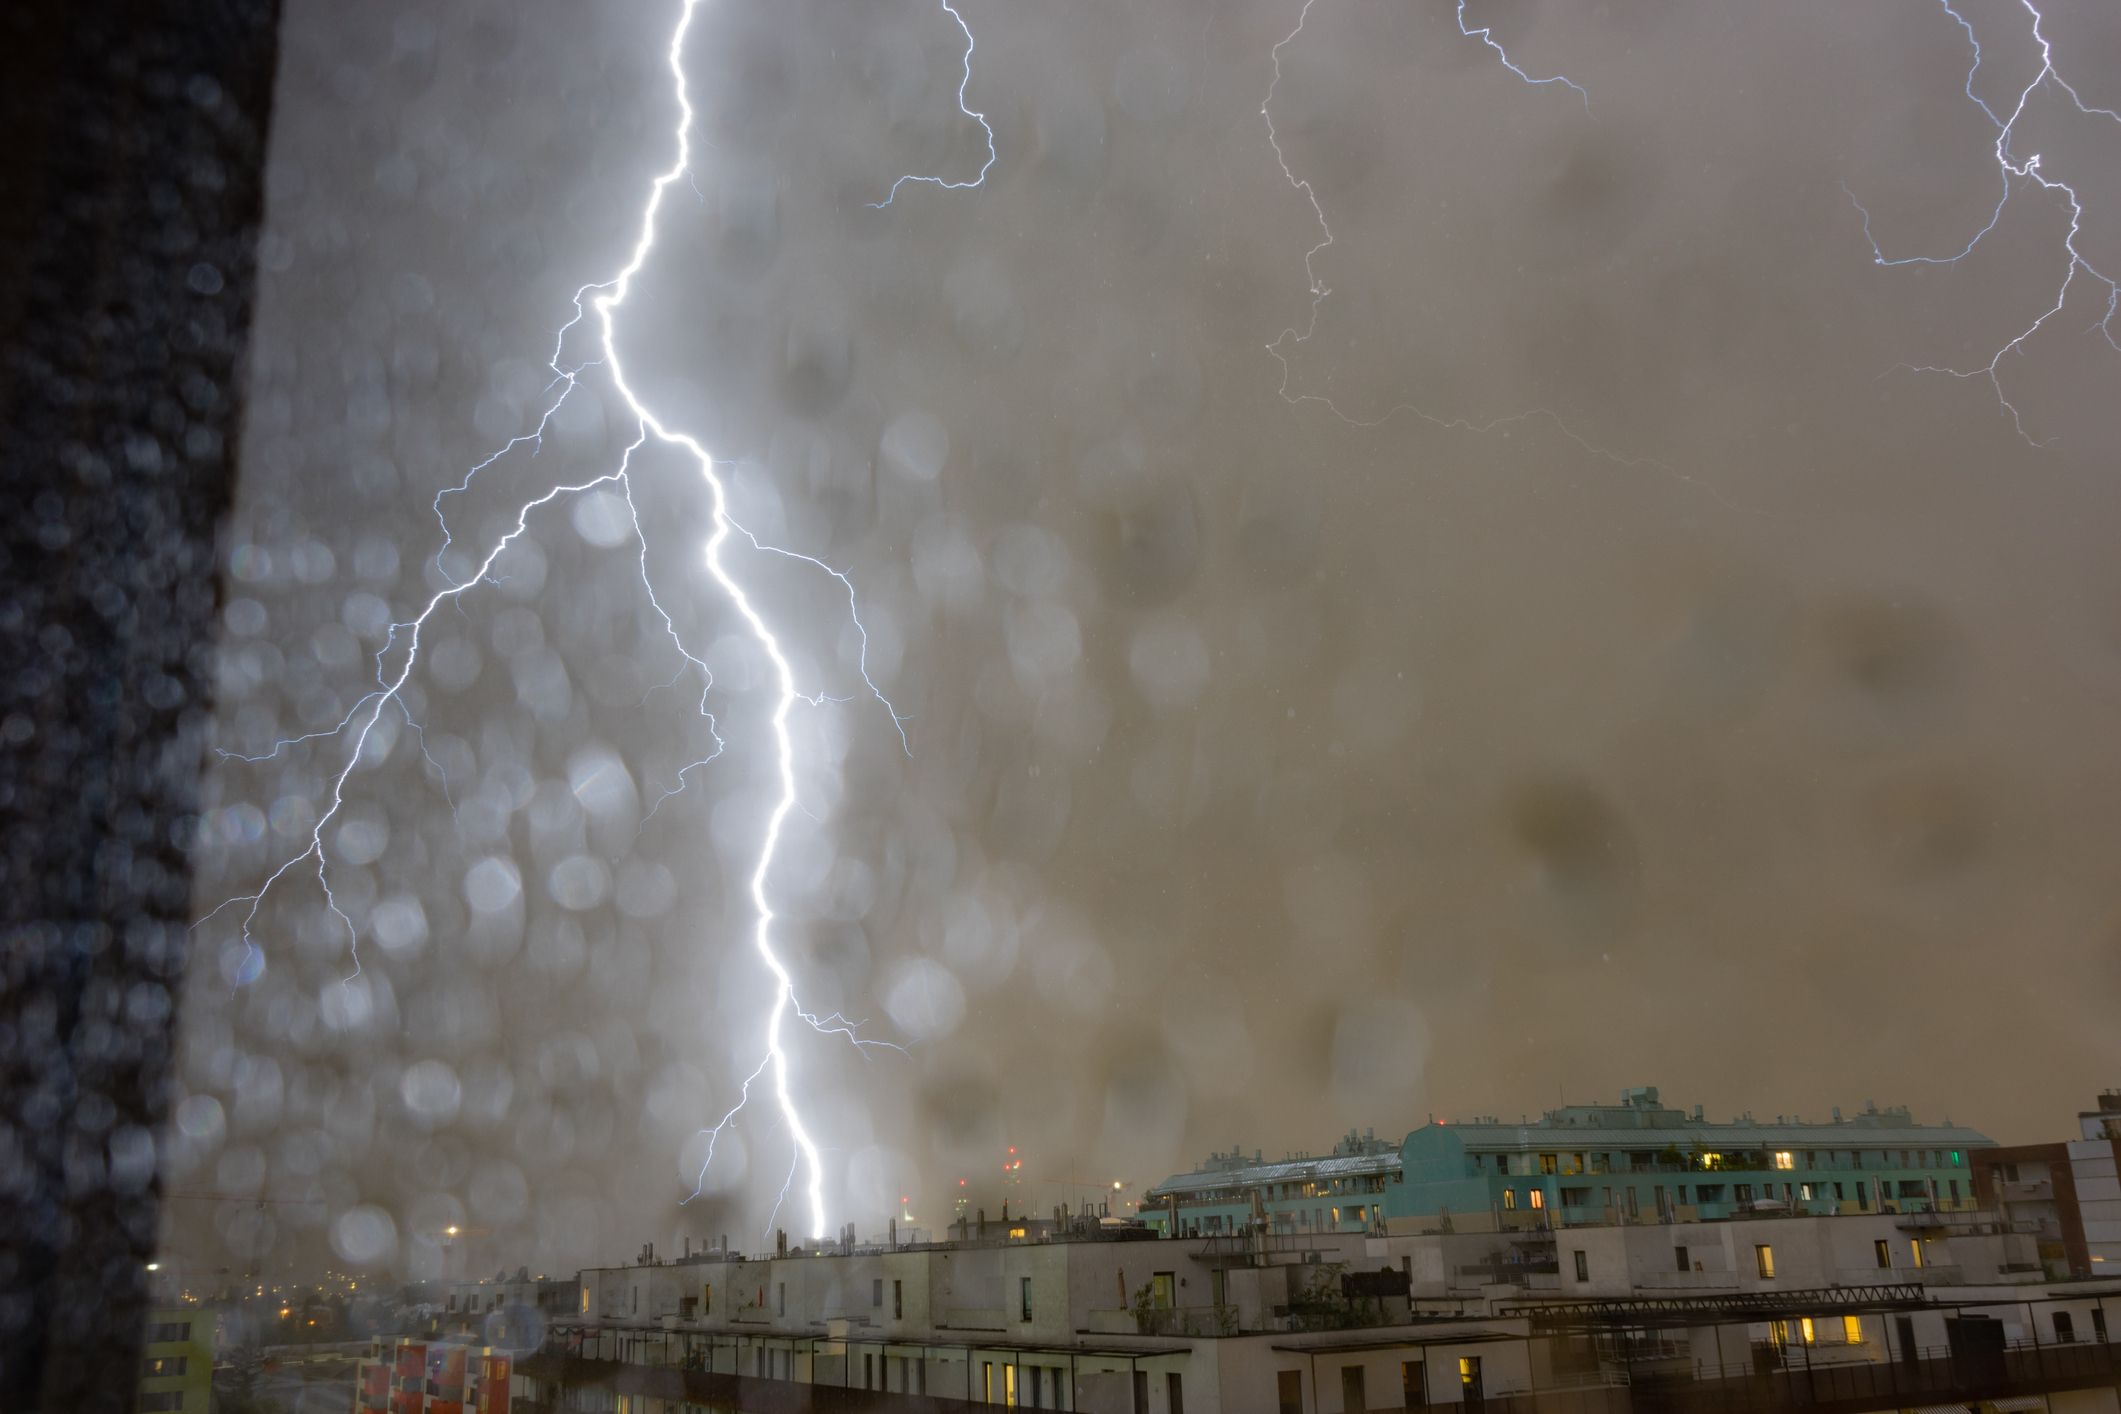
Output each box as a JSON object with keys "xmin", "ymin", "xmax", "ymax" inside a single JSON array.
[{"xmin": 0, "ymin": 3, "xmax": 281, "ymax": 1411}]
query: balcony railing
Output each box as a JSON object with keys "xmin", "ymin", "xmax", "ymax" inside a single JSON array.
[{"xmin": 1083, "ymin": 1303, "xmax": 1236, "ymax": 1336}]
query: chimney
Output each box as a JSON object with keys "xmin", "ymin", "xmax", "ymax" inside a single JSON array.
[
  {"xmin": 977, "ymin": 1207, "xmax": 987, "ymax": 1239},
  {"xmin": 775, "ymin": 1229, "xmax": 788, "ymax": 1259},
  {"xmin": 888, "ymin": 1219, "xmax": 897, "ymax": 1250}
]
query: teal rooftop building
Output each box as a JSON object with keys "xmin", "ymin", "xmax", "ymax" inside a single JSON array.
[{"xmin": 1143, "ymin": 1086, "xmax": 1995, "ymax": 1237}]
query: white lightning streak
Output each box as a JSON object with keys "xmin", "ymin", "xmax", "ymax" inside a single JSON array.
[
  {"xmin": 204, "ymin": 0, "xmax": 924, "ymax": 1242},
  {"xmin": 1259, "ymin": 0, "xmax": 1660, "ymax": 475},
  {"xmin": 869, "ymin": 0, "xmax": 996, "ymax": 207},
  {"xmin": 1849, "ymin": 0, "xmax": 2121, "ymax": 443}
]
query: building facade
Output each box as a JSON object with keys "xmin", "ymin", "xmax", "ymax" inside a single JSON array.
[
  {"xmin": 1971, "ymin": 1090, "xmax": 2121, "ymax": 1280},
  {"xmin": 136, "ymin": 1307, "xmax": 213, "ymax": 1414},
  {"xmin": 488, "ymin": 1216, "xmax": 2121, "ymax": 1414},
  {"xmin": 1145, "ymin": 1088, "xmax": 1995, "ymax": 1237}
]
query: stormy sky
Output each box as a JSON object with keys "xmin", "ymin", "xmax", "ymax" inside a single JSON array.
[{"xmin": 174, "ymin": 0, "xmax": 2121, "ymax": 1281}]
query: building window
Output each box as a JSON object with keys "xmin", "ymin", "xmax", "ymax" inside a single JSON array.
[
  {"xmin": 2093, "ymin": 1308, "xmax": 2108, "ymax": 1343},
  {"xmin": 1909, "ymin": 1241, "xmax": 1923, "ymax": 1270},
  {"xmin": 1754, "ymin": 1245, "xmax": 1775, "ymax": 1279},
  {"xmin": 1539, "ymin": 1154, "xmax": 1558, "ymax": 1175},
  {"xmin": 1844, "ymin": 1316, "xmax": 1864, "ymax": 1344},
  {"xmin": 2054, "ymin": 1312, "xmax": 2076, "ymax": 1344},
  {"xmin": 1856, "ymin": 1184, "xmax": 1870, "ymax": 1211},
  {"xmin": 1834, "ymin": 1183, "xmax": 1845, "ymax": 1201},
  {"xmin": 1674, "ymin": 1246, "xmax": 1689, "ymax": 1273},
  {"xmin": 140, "ymin": 1356, "xmax": 187, "ymax": 1377},
  {"xmin": 1401, "ymin": 1360, "xmax": 1426, "ymax": 1408},
  {"xmin": 1502, "ymin": 1189, "xmax": 1516, "ymax": 1210},
  {"xmin": 1277, "ymin": 1370, "xmax": 1303, "ymax": 1414},
  {"xmin": 631, "ymin": 1288, "xmax": 638, "ymax": 1314},
  {"xmin": 777, "ymin": 1282, "xmax": 786, "ymax": 1316},
  {"xmin": 1800, "ymin": 1318, "xmax": 1816, "ymax": 1344},
  {"xmin": 893, "ymin": 1280, "xmax": 903, "ymax": 1320},
  {"xmin": 1800, "ymin": 1184, "xmax": 1813, "ymax": 1201},
  {"xmin": 144, "ymin": 1323, "xmax": 190, "ymax": 1344},
  {"xmin": 1528, "ymin": 1190, "xmax": 1544, "ymax": 1210},
  {"xmin": 1020, "ymin": 1277, "xmax": 1033, "ymax": 1322},
  {"xmin": 1874, "ymin": 1239, "xmax": 1891, "ymax": 1269},
  {"xmin": 1773, "ymin": 1152, "xmax": 1794, "ymax": 1170},
  {"xmin": 1573, "ymin": 1251, "xmax": 1589, "ymax": 1283},
  {"xmin": 703, "ymin": 1283, "xmax": 712, "ymax": 1315},
  {"xmin": 873, "ymin": 1278, "xmax": 883, "ymax": 1307},
  {"xmin": 1457, "ymin": 1357, "xmax": 1482, "ymax": 1400}
]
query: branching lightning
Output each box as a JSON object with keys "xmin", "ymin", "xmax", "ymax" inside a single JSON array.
[
  {"xmin": 1259, "ymin": 0, "xmax": 1645, "ymax": 468},
  {"xmin": 1849, "ymin": 0, "xmax": 2121, "ymax": 442},
  {"xmin": 201, "ymin": 0, "xmax": 938, "ymax": 1242},
  {"xmin": 869, "ymin": 0, "xmax": 996, "ymax": 207},
  {"xmin": 1453, "ymin": 0, "xmax": 1589, "ymax": 112}
]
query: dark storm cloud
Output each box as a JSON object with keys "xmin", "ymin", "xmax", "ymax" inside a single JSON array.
[{"xmin": 175, "ymin": 0, "xmax": 2121, "ymax": 1281}]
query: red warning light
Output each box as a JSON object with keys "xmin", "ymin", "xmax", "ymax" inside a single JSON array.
[{"xmin": 1007, "ymin": 1147, "xmax": 1016, "ymax": 1155}]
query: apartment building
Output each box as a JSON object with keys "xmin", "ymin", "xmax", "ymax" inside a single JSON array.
[
  {"xmin": 1972, "ymin": 1090, "xmax": 2121, "ymax": 1280},
  {"xmin": 1144, "ymin": 1088, "xmax": 1995, "ymax": 1237},
  {"xmin": 136, "ymin": 1307, "xmax": 213, "ymax": 1414},
  {"xmin": 490, "ymin": 1211, "xmax": 2121, "ymax": 1414}
]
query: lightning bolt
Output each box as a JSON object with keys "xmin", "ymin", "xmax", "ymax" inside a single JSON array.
[
  {"xmin": 1849, "ymin": 0, "xmax": 2121, "ymax": 442},
  {"xmin": 1259, "ymin": 0, "xmax": 1640, "ymax": 466},
  {"xmin": 201, "ymin": 0, "xmax": 933, "ymax": 1241},
  {"xmin": 868, "ymin": 0, "xmax": 996, "ymax": 207},
  {"xmin": 1453, "ymin": 0, "xmax": 1589, "ymax": 111}
]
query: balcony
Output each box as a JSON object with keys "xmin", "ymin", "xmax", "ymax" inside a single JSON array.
[
  {"xmin": 1627, "ymin": 1271, "xmax": 1742, "ymax": 1293},
  {"xmin": 1083, "ymin": 1304, "xmax": 1236, "ymax": 1336}
]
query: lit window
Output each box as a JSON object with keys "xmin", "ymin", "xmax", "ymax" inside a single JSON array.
[
  {"xmin": 1754, "ymin": 1244, "xmax": 1775, "ymax": 1279},
  {"xmin": 1910, "ymin": 1241, "xmax": 1924, "ymax": 1269},
  {"xmin": 1843, "ymin": 1316, "xmax": 1864, "ymax": 1344},
  {"xmin": 1800, "ymin": 1318, "xmax": 1815, "ymax": 1344},
  {"xmin": 1773, "ymin": 1152, "xmax": 1794, "ymax": 1171},
  {"xmin": 1502, "ymin": 1189, "xmax": 1517, "ymax": 1210},
  {"xmin": 1529, "ymin": 1190, "xmax": 1544, "ymax": 1210}
]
